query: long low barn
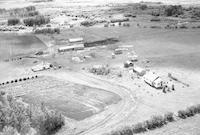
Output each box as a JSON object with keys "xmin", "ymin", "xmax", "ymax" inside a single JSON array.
[
  {"xmin": 68, "ymin": 38, "xmax": 84, "ymax": 43},
  {"xmin": 58, "ymin": 44, "xmax": 84, "ymax": 52}
]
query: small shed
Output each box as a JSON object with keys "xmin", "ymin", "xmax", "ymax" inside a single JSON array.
[
  {"xmin": 133, "ymin": 66, "xmax": 146, "ymax": 76},
  {"xmin": 143, "ymin": 72, "xmax": 163, "ymax": 89}
]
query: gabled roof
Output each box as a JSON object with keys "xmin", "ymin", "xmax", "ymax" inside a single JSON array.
[{"xmin": 144, "ymin": 71, "xmax": 159, "ymax": 82}]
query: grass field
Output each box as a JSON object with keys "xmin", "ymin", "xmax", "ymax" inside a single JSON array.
[
  {"xmin": 0, "ymin": 76, "xmax": 121, "ymax": 121},
  {"xmin": 0, "ymin": 33, "xmax": 46, "ymax": 60}
]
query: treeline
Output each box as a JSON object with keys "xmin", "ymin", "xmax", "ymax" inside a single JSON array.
[
  {"xmin": 105, "ymin": 104, "xmax": 200, "ymax": 135},
  {"xmin": 7, "ymin": 15, "xmax": 50, "ymax": 26},
  {"xmin": 34, "ymin": 27, "xmax": 60, "ymax": 34},
  {"xmin": 9, "ymin": 6, "xmax": 39, "ymax": 17},
  {"xmin": 0, "ymin": 91, "xmax": 65, "ymax": 135},
  {"xmin": 23, "ymin": 15, "xmax": 50, "ymax": 26}
]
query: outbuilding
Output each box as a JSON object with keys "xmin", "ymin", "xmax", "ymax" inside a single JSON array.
[
  {"xmin": 68, "ymin": 37, "xmax": 84, "ymax": 43},
  {"xmin": 133, "ymin": 66, "xmax": 146, "ymax": 76},
  {"xmin": 58, "ymin": 44, "xmax": 84, "ymax": 52},
  {"xmin": 31, "ymin": 62, "xmax": 51, "ymax": 72},
  {"xmin": 143, "ymin": 71, "xmax": 163, "ymax": 89}
]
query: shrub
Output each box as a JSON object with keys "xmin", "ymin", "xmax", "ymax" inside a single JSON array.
[
  {"xmin": 139, "ymin": 4, "xmax": 148, "ymax": 10},
  {"xmin": 164, "ymin": 112, "xmax": 174, "ymax": 122},
  {"xmin": 7, "ymin": 18, "xmax": 20, "ymax": 26},
  {"xmin": 178, "ymin": 110, "xmax": 187, "ymax": 119},
  {"xmin": 29, "ymin": 105, "xmax": 65, "ymax": 135},
  {"xmin": 26, "ymin": 6, "xmax": 36, "ymax": 12},
  {"xmin": 0, "ymin": 96, "xmax": 31, "ymax": 134},
  {"xmin": 132, "ymin": 122, "xmax": 147, "ymax": 133},
  {"xmin": 196, "ymin": 104, "xmax": 200, "ymax": 113},
  {"xmin": 81, "ymin": 21, "xmax": 96, "ymax": 27},
  {"xmin": 146, "ymin": 115, "xmax": 166, "ymax": 130},
  {"xmin": 164, "ymin": 5, "xmax": 184, "ymax": 17},
  {"xmin": 150, "ymin": 18, "xmax": 161, "ymax": 22},
  {"xmin": 119, "ymin": 126, "xmax": 132, "ymax": 135},
  {"xmin": 179, "ymin": 25, "xmax": 188, "ymax": 29}
]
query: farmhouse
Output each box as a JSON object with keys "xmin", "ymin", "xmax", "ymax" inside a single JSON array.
[
  {"xmin": 133, "ymin": 66, "xmax": 146, "ymax": 76},
  {"xmin": 143, "ymin": 72, "xmax": 163, "ymax": 89},
  {"xmin": 58, "ymin": 44, "xmax": 84, "ymax": 52}
]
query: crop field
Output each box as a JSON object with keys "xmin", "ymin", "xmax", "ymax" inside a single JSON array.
[
  {"xmin": 0, "ymin": 33, "xmax": 46, "ymax": 60},
  {"xmin": 0, "ymin": 76, "xmax": 121, "ymax": 121}
]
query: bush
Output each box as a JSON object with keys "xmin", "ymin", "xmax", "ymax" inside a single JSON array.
[
  {"xmin": 132, "ymin": 122, "xmax": 147, "ymax": 133},
  {"xmin": 164, "ymin": 5, "xmax": 184, "ymax": 17},
  {"xmin": 119, "ymin": 126, "xmax": 132, "ymax": 135},
  {"xmin": 164, "ymin": 112, "xmax": 174, "ymax": 122},
  {"xmin": 26, "ymin": 6, "xmax": 36, "ymax": 12},
  {"xmin": 0, "ymin": 95, "xmax": 31, "ymax": 134},
  {"xmin": 89, "ymin": 65, "xmax": 110, "ymax": 75},
  {"xmin": 29, "ymin": 105, "xmax": 65, "ymax": 135},
  {"xmin": 196, "ymin": 104, "xmax": 200, "ymax": 113},
  {"xmin": 146, "ymin": 115, "xmax": 166, "ymax": 130},
  {"xmin": 139, "ymin": 4, "xmax": 148, "ymax": 10},
  {"xmin": 81, "ymin": 21, "xmax": 96, "ymax": 27},
  {"xmin": 7, "ymin": 18, "xmax": 20, "ymax": 26},
  {"xmin": 178, "ymin": 110, "xmax": 187, "ymax": 119},
  {"xmin": 150, "ymin": 18, "xmax": 161, "ymax": 22}
]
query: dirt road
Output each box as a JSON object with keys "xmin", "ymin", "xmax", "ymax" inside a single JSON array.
[{"xmin": 43, "ymin": 70, "xmax": 137, "ymax": 135}]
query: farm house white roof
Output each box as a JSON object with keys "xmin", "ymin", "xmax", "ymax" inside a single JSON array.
[{"xmin": 144, "ymin": 72, "xmax": 159, "ymax": 82}]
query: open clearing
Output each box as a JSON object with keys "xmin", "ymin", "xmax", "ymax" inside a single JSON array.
[{"xmin": 0, "ymin": 33, "xmax": 46, "ymax": 60}]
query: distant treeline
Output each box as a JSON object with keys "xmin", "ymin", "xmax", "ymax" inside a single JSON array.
[
  {"xmin": 7, "ymin": 15, "xmax": 50, "ymax": 26},
  {"xmin": 34, "ymin": 27, "xmax": 60, "ymax": 34},
  {"xmin": 23, "ymin": 15, "xmax": 50, "ymax": 26},
  {"xmin": 1, "ymin": 6, "xmax": 39, "ymax": 17}
]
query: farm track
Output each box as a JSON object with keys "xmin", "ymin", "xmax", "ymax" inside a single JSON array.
[{"xmin": 44, "ymin": 70, "xmax": 137, "ymax": 135}]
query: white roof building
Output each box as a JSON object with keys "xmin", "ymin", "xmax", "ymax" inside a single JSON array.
[
  {"xmin": 143, "ymin": 71, "xmax": 163, "ymax": 89},
  {"xmin": 69, "ymin": 38, "xmax": 84, "ymax": 43},
  {"xmin": 133, "ymin": 66, "xmax": 146, "ymax": 76}
]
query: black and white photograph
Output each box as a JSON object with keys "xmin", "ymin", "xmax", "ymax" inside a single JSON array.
[{"xmin": 0, "ymin": 0, "xmax": 200, "ymax": 135}]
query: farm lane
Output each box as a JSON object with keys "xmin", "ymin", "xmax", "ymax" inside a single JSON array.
[{"xmin": 43, "ymin": 70, "xmax": 137, "ymax": 135}]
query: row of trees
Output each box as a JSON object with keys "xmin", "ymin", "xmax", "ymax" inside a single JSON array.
[
  {"xmin": 106, "ymin": 104, "xmax": 200, "ymax": 135},
  {"xmin": 23, "ymin": 15, "xmax": 50, "ymax": 26},
  {"xmin": 34, "ymin": 27, "xmax": 60, "ymax": 34},
  {"xmin": 7, "ymin": 15, "xmax": 50, "ymax": 26}
]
